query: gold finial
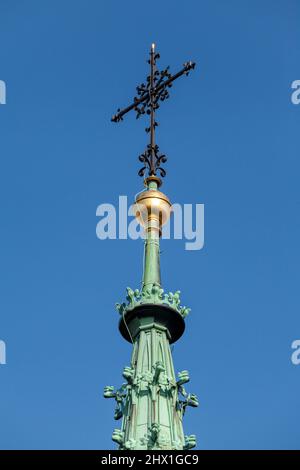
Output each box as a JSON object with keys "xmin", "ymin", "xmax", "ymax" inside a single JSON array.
[{"xmin": 134, "ymin": 188, "xmax": 172, "ymax": 236}]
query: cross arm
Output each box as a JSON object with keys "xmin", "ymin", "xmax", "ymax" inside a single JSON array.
[
  {"xmin": 111, "ymin": 92, "xmax": 149, "ymax": 123},
  {"xmin": 111, "ymin": 60, "xmax": 196, "ymax": 123}
]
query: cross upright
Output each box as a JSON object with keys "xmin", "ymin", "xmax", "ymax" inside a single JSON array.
[{"xmin": 111, "ymin": 43, "xmax": 195, "ymax": 178}]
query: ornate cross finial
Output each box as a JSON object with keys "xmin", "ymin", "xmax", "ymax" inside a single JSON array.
[{"xmin": 111, "ymin": 44, "xmax": 195, "ymax": 178}]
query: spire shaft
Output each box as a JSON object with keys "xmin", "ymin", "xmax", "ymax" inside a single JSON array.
[
  {"xmin": 142, "ymin": 233, "xmax": 161, "ymax": 289},
  {"xmin": 142, "ymin": 177, "xmax": 161, "ymax": 289}
]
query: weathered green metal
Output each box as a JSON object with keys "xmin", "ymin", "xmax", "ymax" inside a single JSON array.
[
  {"xmin": 116, "ymin": 287, "xmax": 190, "ymax": 320},
  {"xmin": 104, "ymin": 178, "xmax": 198, "ymax": 450},
  {"xmin": 104, "ymin": 324, "xmax": 197, "ymax": 449}
]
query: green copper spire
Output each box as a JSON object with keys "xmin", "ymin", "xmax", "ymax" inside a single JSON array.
[
  {"xmin": 104, "ymin": 45, "xmax": 197, "ymax": 450},
  {"xmin": 104, "ymin": 179, "xmax": 198, "ymax": 450}
]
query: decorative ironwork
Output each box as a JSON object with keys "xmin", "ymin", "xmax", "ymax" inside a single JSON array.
[{"xmin": 111, "ymin": 44, "xmax": 195, "ymax": 178}]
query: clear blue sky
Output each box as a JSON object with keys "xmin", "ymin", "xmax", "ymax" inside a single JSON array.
[{"xmin": 0, "ymin": 0, "xmax": 299, "ymax": 450}]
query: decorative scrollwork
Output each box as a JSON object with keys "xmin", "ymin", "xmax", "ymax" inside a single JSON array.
[
  {"xmin": 138, "ymin": 144, "xmax": 167, "ymax": 177},
  {"xmin": 111, "ymin": 45, "xmax": 195, "ymax": 179}
]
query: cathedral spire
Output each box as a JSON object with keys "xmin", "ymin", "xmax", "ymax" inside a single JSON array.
[{"xmin": 104, "ymin": 45, "xmax": 198, "ymax": 450}]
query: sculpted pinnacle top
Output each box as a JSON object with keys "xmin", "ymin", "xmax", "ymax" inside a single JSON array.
[{"xmin": 111, "ymin": 43, "xmax": 195, "ymax": 178}]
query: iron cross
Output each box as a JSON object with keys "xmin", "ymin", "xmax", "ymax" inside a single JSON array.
[{"xmin": 111, "ymin": 44, "xmax": 195, "ymax": 178}]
